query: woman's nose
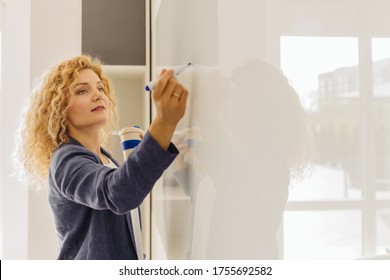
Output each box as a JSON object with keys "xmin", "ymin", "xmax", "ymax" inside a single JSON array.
[{"xmin": 92, "ymin": 89, "xmax": 103, "ymax": 101}]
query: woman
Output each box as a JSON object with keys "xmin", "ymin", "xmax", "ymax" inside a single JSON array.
[{"xmin": 17, "ymin": 55, "xmax": 188, "ymax": 259}]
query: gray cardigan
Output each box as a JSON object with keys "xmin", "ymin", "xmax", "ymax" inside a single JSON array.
[{"xmin": 48, "ymin": 132, "xmax": 178, "ymax": 259}]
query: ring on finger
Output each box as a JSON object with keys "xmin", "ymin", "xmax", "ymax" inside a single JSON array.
[{"xmin": 173, "ymin": 92, "xmax": 181, "ymax": 98}]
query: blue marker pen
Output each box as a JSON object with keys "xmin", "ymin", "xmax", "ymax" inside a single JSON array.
[{"xmin": 145, "ymin": 62, "xmax": 191, "ymax": 91}]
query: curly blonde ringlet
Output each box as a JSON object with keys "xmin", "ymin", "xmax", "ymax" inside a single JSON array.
[{"xmin": 16, "ymin": 55, "xmax": 119, "ymax": 188}]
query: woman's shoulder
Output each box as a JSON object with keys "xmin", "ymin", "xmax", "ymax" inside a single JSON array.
[
  {"xmin": 51, "ymin": 139, "xmax": 100, "ymax": 168},
  {"xmin": 55, "ymin": 138, "xmax": 91, "ymax": 155}
]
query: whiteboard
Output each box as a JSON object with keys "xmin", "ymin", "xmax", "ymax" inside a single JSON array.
[{"xmin": 151, "ymin": 0, "xmax": 390, "ymax": 260}]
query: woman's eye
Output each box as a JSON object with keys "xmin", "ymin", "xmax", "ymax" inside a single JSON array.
[
  {"xmin": 77, "ymin": 89, "xmax": 87, "ymax": 95},
  {"xmin": 98, "ymin": 87, "xmax": 105, "ymax": 93}
]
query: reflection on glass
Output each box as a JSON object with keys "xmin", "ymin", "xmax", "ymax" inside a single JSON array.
[
  {"xmin": 152, "ymin": 0, "xmax": 309, "ymax": 260},
  {"xmin": 377, "ymin": 209, "xmax": 390, "ymax": 255},
  {"xmin": 283, "ymin": 211, "xmax": 362, "ymax": 259},
  {"xmin": 281, "ymin": 36, "xmax": 361, "ymax": 200},
  {"xmin": 189, "ymin": 61, "xmax": 308, "ymax": 259},
  {"xmin": 159, "ymin": 60, "xmax": 310, "ymax": 260},
  {"xmin": 372, "ymin": 38, "xmax": 390, "ymax": 199},
  {"xmin": 151, "ymin": 0, "xmax": 390, "ymax": 261},
  {"xmin": 152, "ymin": 179, "xmax": 192, "ymax": 259},
  {"xmin": 152, "ymin": 0, "xmax": 311, "ymax": 259}
]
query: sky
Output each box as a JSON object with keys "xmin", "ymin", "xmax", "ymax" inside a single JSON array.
[{"xmin": 280, "ymin": 36, "xmax": 390, "ymax": 97}]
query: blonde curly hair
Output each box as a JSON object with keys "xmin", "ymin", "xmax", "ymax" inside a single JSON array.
[{"xmin": 16, "ymin": 54, "xmax": 118, "ymax": 186}]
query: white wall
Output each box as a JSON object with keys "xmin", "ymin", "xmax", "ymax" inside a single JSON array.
[
  {"xmin": 0, "ymin": 0, "xmax": 4, "ymax": 258},
  {"xmin": 1, "ymin": 0, "xmax": 149, "ymax": 260},
  {"xmin": 28, "ymin": 0, "xmax": 81, "ymax": 260},
  {"xmin": 0, "ymin": 0, "xmax": 81, "ymax": 259},
  {"xmin": 1, "ymin": 0, "xmax": 31, "ymax": 260}
]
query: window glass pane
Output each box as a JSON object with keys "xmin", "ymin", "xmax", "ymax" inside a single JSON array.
[
  {"xmin": 281, "ymin": 36, "xmax": 361, "ymax": 200},
  {"xmin": 377, "ymin": 209, "xmax": 390, "ymax": 255},
  {"xmin": 372, "ymin": 38, "xmax": 390, "ymax": 200},
  {"xmin": 283, "ymin": 211, "xmax": 362, "ymax": 259}
]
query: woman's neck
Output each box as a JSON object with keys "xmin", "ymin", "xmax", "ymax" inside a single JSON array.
[{"xmin": 69, "ymin": 128, "xmax": 104, "ymax": 158}]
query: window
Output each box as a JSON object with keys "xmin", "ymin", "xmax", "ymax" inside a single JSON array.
[
  {"xmin": 281, "ymin": 36, "xmax": 360, "ymax": 201},
  {"xmin": 281, "ymin": 36, "xmax": 390, "ymax": 259},
  {"xmin": 372, "ymin": 38, "xmax": 390, "ymax": 199},
  {"xmin": 372, "ymin": 38, "xmax": 390, "ymax": 254}
]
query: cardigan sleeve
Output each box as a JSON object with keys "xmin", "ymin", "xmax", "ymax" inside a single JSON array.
[{"xmin": 49, "ymin": 131, "xmax": 178, "ymax": 214}]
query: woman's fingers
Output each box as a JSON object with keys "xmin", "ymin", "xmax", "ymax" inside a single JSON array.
[
  {"xmin": 178, "ymin": 87, "xmax": 188, "ymax": 105},
  {"xmin": 152, "ymin": 69, "xmax": 174, "ymax": 98},
  {"xmin": 150, "ymin": 68, "xmax": 189, "ymax": 128}
]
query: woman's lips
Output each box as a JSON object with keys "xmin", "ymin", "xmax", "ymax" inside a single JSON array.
[{"xmin": 91, "ymin": 105, "xmax": 105, "ymax": 112}]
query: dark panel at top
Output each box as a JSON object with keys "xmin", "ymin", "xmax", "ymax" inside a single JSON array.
[{"xmin": 82, "ymin": 0, "xmax": 145, "ymax": 65}]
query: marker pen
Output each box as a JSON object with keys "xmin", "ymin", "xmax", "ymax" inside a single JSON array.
[{"xmin": 145, "ymin": 62, "xmax": 191, "ymax": 91}]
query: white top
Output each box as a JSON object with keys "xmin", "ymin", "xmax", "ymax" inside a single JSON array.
[{"xmin": 104, "ymin": 157, "xmax": 118, "ymax": 169}]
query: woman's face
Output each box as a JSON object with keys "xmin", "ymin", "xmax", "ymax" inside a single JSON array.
[{"xmin": 66, "ymin": 69, "xmax": 110, "ymax": 134}]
